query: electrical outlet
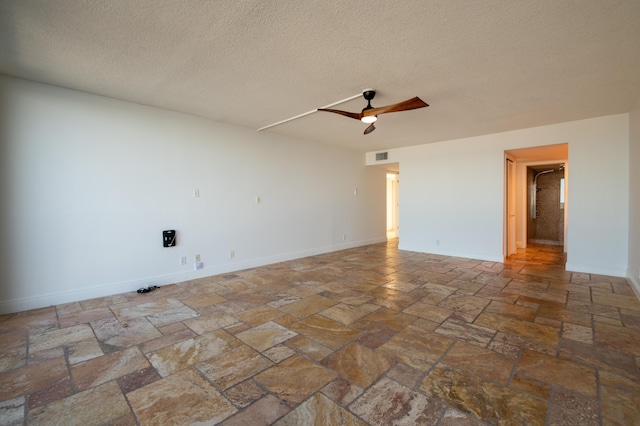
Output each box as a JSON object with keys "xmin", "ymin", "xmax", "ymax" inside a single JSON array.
[
  {"xmin": 436, "ymin": 240, "xmax": 440, "ymax": 246},
  {"xmin": 255, "ymin": 196, "xmax": 261, "ymax": 204},
  {"xmin": 180, "ymin": 256, "xmax": 187, "ymax": 265},
  {"xmin": 229, "ymin": 250, "xmax": 235, "ymax": 259},
  {"xmin": 343, "ymin": 234, "xmax": 347, "ymax": 241},
  {"xmin": 193, "ymin": 189, "xmax": 200, "ymax": 198},
  {"xmin": 195, "ymin": 254, "xmax": 201, "ymax": 262}
]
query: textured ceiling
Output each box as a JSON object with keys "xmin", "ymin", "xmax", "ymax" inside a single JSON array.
[{"xmin": 1, "ymin": 1, "xmax": 639, "ymax": 152}]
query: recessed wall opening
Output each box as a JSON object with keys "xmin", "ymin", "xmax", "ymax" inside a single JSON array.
[
  {"xmin": 504, "ymin": 143, "xmax": 569, "ymax": 263},
  {"xmin": 386, "ymin": 172, "xmax": 399, "ymax": 240},
  {"xmin": 528, "ymin": 164, "xmax": 565, "ymax": 246}
]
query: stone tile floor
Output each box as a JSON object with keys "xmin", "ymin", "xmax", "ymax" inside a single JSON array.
[{"xmin": 1, "ymin": 241, "xmax": 639, "ymax": 425}]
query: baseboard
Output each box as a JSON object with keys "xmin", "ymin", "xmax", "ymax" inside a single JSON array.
[
  {"xmin": 627, "ymin": 271, "xmax": 640, "ymax": 302},
  {"xmin": 185, "ymin": 236, "xmax": 388, "ymax": 281},
  {"xmin": 0, "ymin": 270, "xmax": 190, "ymax": 315},
  {"xmin": 0, "ymin": 237, "xmax": 387, "ymax": 315},
  {"xmin": 397, "ymin": 244, "xmax": 503, "ymax": 263},
  {"xmin": 564, "ymin": 262, "xmax": 627, "ymax": 278}
]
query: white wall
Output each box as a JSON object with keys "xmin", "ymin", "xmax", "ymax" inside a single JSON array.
[
  {"xmin": 0, "ymin": 76, "xmax": 386, "ymax": 314},
  {"xmin": 367, "ymin": 114, "xmax": 630, "ymax": 276},
  {"xmin": 629, "ymin": 98, "xmax": 640, "ymax": 295}
]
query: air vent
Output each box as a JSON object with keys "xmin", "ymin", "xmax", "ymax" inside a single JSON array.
[{"xmin": 375, "ymin": 152, "xmax": 388, "ymax": 161}]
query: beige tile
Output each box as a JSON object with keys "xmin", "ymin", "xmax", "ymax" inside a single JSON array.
[
  {"xmin": 435, "ymin": 318, "xmax": 495, "ymax": 347},
  {"xmin": 322, "ymin": 343, "xmax": 394, "ymax": 388},
  {"xmin": 278, "ymin": 294, "xmax": 338, "ymax": 318},
  {"xmin": 0, "ymin": 307, "xmax": 57, "ymax": 334},
  {"xmin": 475, "ymin": 312, "xmax": 559, "ymax": 352},
  {"xmin": 437, "ymin": 293, "xmax": 490, "ymax": 316},
  {"xmin": 562, "ymin": 322, "xmax": 593, "ymax": 344},
  {"xmin": 198, "ymin": 345, "xmax": 273, "ymax": 390},
  {"xmin": 147, "ymin": 329, "xmax": 242, "ymax": 377},
  {"xmin": 146, "ymin": 305, "xmax": 199, "ymax": 327},
  {"xmin": 320, "ymin": 377, "xmax": 363, "ymax": 405},
  {"xmin": 319, "ymin": 303, "xmax": 378, "ymax": 325},
  {"xmin": 592, "ymin": 292, "xmax": 640, "ymax": 311},
  {"xmin": 183, "ymin": 309, "xmax": 239, "ymax": 334},
  {"xmin": 72, "ymin": 346, "xmax": 150, "ymax": 391},
  {"xmin": 28, "ymin": 381, "xmax": 130, "ymax": 426},
  {"xmin": 421, "ymin": 364, "xmax": 548, "ymax": 426},
  {"xmin": 442, "ymin": 341, "xmax": 515, "ymax": 385},
  {"xmin": 275, "ymin": 393, "xmax": 364, "ymax": 426},
  {"xmin": 236, "ymin": 305, "xmax": 284, "ymax": 327},
  {"xmin": 262, "ymin": 345, "xmax": 295, "ymax": 363},
  {"xmin": 350, "ymin": 377, "xmax": 445, "ymax": 425},
  {"xmin": 128, "ymin": 368, "xmax": 237, "ymax": 424},
  {"xmin": 485, "ymin": 300, "xmax": 536, "ymax": 321},
  {"xmin": 403, "ymin": 302, "xmax": 453, "ymax": 323},
  {"xmin": 0, "ymin": 344, "xmax": 27, "ymax": 373},
  {"xmin": 601, "ymin": 384, "xmax": 640, "ymax": 425},
  {"xmin": 0, "ymin": 357, "xmax": 68, "ymax": 401},
  {"xmin": 58, "ymin": 307, "xmax": 114, "ymax": 328},
  {"xmin": 0, "ymin": 396, "xmax": 25, "ymax": 425},
  {"xmin": 378, "ymin": 325, "xmax": 455, "ymax": 371},
  {"xmin": 509, "ymin": 372, "xmax": 552, "ymax": 400},
  {"xmin": 222, "ymin": 394, "xmax": 289, "ymax": 426},
  {"xmin": 290, "ymin": 315, "xmax": 361, "ymax": 350},
  {"xmin": 138, "ymin": 329, "xmax": 196, "ymax": 354},
  {"xmin": 594, "ymin": 322, "xmax": 640, "ymax": 356},
  {"xmin": 29, "ymin": 324, "xmax": 95, "ymax": 352},
  {"xmin": 351, "ymin": 308, "xmax": 416, "ymax": 331},
  {"xmin": 255, "ymin": 354, "xmax": 336, "ymax": 406},
  {"xmin": 517, "ymin": 350, "xmax": 597, "ymax": 397},
  {"xmin": 236, "ymin": 321, "xmax": 298, "ymax": 352},
  {"xmin": 180, "ymin": 293, "xmax": 227, "ymax": 309},
  {"xmin": 67, "ymin": 338, "xmax": 104, "ymax": 364},
  {"xmin": 111, "ymin": 297, "xmax": 185, "ymax": 320},
  {"xmin": 285, "ymin": 335, "xmax": 333, "ymax": 361},
  {"xmin": 224, "ymin": 379, "xmax": 266, "ymax": 408},
  {"xmin": 91, "ymin": 316, "xmax": 161, "ymax": 351}
]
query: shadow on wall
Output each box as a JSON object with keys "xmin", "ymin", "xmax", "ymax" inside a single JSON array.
[{"xmin": 0, "ymin": 81, "xmax": 16, "ymax": 302}]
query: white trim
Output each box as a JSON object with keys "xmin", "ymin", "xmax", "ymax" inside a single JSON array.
[
  {"xmin": 565, "ymin": 262, "xmax": 627, "ymax": 278},
  {"xmin": 0, "ymin": 237, "xmax": 386, "ymax": 315},
  {"xmin": 627, "ymin": 270, "xmax": 640, "ymax": 302}
]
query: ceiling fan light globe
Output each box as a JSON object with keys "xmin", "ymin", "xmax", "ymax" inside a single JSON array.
[{"xmin": 361, "ymin": 115, "xmax": 377, "ymax": 124}]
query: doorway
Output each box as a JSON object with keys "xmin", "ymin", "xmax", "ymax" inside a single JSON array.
[
  {"xmin": 527, "ymin": 164, "xmax": 565, "ymax": 245},
  {"xmin": 386, "ymin": 172, "xmax": 399, "ymax": 239},
  {"xmin": 504, "ymin": 143, "xmax": 569, "ymax": 258}
]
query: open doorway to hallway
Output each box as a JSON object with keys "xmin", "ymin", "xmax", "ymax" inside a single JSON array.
[
  {"xmin": 386, "ymin": 171, "xmax": 399, "ymax": 240},
  {"xmin": 504, "ymin": 143, "xmax": 568, "ymax": 260}
]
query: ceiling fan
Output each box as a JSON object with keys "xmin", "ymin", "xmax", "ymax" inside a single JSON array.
[{"xmin": 318, "ymin": 90, "xmax": 429, "ymax": 135}]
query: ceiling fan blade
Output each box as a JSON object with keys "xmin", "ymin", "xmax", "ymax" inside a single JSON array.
[
  {"xmin": 317, "ymin": 108, "xmax": 362, "ymax": 120},
  {"xmin": 363, "ymin": 123, "xmax": 375, "ymax": 135},
  {"xmin": 363, "ymin": 97, "xmax": 429, "ymax": 118}
]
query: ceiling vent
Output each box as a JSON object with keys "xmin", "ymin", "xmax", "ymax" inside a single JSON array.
[{"xmin": 375, "ymin": 152, "xmax": 388, "ymax": 161}]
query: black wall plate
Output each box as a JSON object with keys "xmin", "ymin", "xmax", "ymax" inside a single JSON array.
[{"xmin": 163, "ymin": 230, "xmax": 176, "ymax": 247}]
